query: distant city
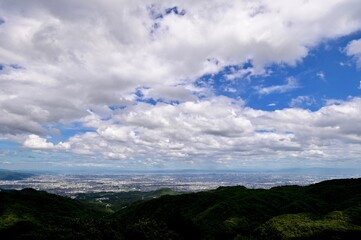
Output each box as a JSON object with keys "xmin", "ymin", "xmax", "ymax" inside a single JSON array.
[{"xmin": 1, "ymin": 171, "xmax": 360, "ymax": 197}]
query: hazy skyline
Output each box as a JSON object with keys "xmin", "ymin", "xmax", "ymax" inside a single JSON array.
[{"xmin": 1, "ymin": 0, "xmax": 361, "ymax": 172}]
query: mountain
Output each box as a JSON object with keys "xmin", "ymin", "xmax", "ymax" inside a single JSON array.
[
  {"xmin": 114, "ymin": 178, "xmax": 361, "ymax": 239},
  {"xmin": 1, "ymin": 178, "xmax": 361, "ymax": 239},
  {"xmin": 0, "ymin": 188, "xmax": 110, "ymax": 239},
  {"xmin": 0, "ymin": 169, "xmax": 34, "ymax": 180}
]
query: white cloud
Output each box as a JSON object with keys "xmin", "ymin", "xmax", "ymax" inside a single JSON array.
[
  {"xmin": 316, "ymin": 71, "xmax": 325, "ymax": 80},
  {"xmin": 345, "ymin": 38, "xmax": 361, "ymax": 67},
  {"xmin": 29, "ymin": 97, "xmax": 361, "ymax": 166},
  {"xmin": 289, "ymin": 96, "xmax": 316, "ymax": 108},
  {"xmin": 1, "ymin": 1, "xmax": 361, "ymax": 167},
  {"xmin": 256, "ymin": 77, "xmax": 299, "ymax": 95},
  {"xmin": 141, "ymin": 84, "xmax": 197, "ymax": 102},
  {"xmin": 0, "ymin": 0, "xmax": 360, "ymax": 136},
  {"xmin": 23, "ymin": 134, "xmax": 54, "ymax": 149},
  {"xmin": 339, "ymin": 61, "xmax": 352, "ymax": 67}
]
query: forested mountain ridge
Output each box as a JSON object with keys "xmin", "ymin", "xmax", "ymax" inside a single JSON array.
[{"xmin": 1, "ymin": 178, "xmax": 361, "ymax": 239}]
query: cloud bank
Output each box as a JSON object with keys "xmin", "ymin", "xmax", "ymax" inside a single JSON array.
[
  {"xmin": 23, "ymin": 97, "xmax": 361, "ymax": 167},
  {"xmin": 0, "ymin": 0, "xmax": 361, "ymax": 168}
]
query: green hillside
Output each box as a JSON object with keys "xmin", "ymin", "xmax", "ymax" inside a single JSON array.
[
  {"xmin": 76, "ymin": 187, "xmax": 179, "ymax": 212},
  {"xmin": 1, "ymin": 178, "xmax": 361, "ymax": 239},
  {"xmin": 0, "ymin": 188, "xmax": 111, "ymax": 239},
  {"xmin": 114, "ymin": 178, "xmax": 361, "ymax": 239}
]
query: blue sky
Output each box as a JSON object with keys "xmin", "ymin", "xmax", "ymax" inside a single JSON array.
[
  {"xmin": 0, "ymin": 0, "xmax": 361, "ymax": 172},
  {"xmin": 199, "ymin": 32, "xmax": 361, "ymax": 112}
]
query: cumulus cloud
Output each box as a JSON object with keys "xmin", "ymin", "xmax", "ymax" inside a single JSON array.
[
  {"xmin": 1, "ymin": 0, "xmax": 361, "ymax": 135},
  {"xmin": 23, "ymin": 134, "xmax": 54, "ymax": 149},
  {"xmin": 1, "ymin": 1, "xmax": 361, "ymax": 167},
  {"xmin": 29, "ymin": 97, "xmax": 361, "ymax": 166},
  {"xmin": 345, "ymin": 38, "xmax": 361, "ymax": 67}
]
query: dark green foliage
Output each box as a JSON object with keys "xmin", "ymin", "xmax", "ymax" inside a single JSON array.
[
  {"xmin": 76, "ymin": 187, "xmax": 179, "ymax": 212},
  {"xmin": 123, "ymin": 218, "xmax": 179, "ymax": 240},
  {"xmin": 2, "ymin": 178, "xmax": 361, "ymax": 239},
  {"xmin": 0, "ymin": 188, "xmax": 117, "ymax": 239},
  {"xmin": 114, "ymin": 178, "xmax": 361, "ymax": 239}
]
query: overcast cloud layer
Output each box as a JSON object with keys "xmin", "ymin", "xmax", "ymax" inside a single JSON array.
[{"xmin": 1, "ymin": 0, "xmax": 361, "ymax": 169}]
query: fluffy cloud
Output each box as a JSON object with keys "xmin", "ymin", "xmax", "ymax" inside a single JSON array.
[
  {"xmin": 346, "ymin": 38, "xmax": 361, "ymax": 67},
  {"xmin": 1, "ymin": 0, "xmax": 361, "ymax": 135},
  {"xmin": 23, "ymin": 134, "xmax": 54, "ymax": 149},
  {"xmin": 22, "ymin": 97, "xmax": 361, "ymax": 166},
  {"xmin": 2, "ymin": 1, "xmax": 361, "ymax": 167}
]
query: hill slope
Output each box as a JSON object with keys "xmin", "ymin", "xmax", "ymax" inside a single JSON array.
[
  {"xmin": 1, "ymin": 178, "xmax": 361, "ymax": 239},
  {"xmin": 114, "ymin": 178, "xmax": 361, "ymax": 239},
  {"xmin": 0, "ymin": 188, "xmax": 112, "ymax": 239}
]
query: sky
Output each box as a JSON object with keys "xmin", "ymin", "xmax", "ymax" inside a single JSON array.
[{"xmin": 0, "ymin": 0, "xmax": 361, "ymax": 172}]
